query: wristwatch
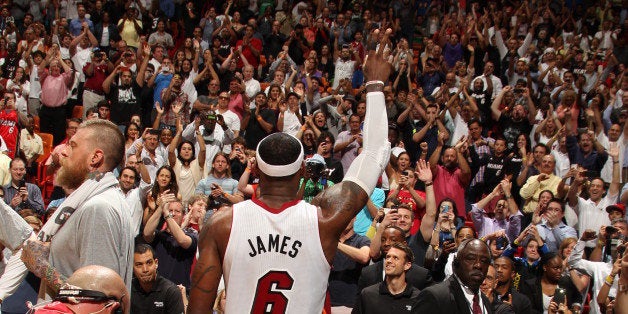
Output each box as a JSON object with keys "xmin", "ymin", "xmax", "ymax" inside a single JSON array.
[{"xmin": 164, "ymin": 213, "xmax": 174, "ymax": 220}]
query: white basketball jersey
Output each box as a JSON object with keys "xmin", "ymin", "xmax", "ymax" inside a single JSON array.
[{"xmin": 223, "ymin": 199, "xmax": 330, "ymax": 314}]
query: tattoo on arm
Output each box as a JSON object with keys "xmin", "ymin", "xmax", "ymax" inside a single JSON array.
[
  {"xmin": 45, "ymin": 265, "xmax": 68, "ymax": 294},
  {"xmin": 190, "ymin": 262, "xmax": 217, "ymax": 294}
]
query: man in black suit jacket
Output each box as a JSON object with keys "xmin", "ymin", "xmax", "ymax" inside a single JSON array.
[
  {"xmin": 493, "ymin": 256, "xmax": 532, "ymax": 314},
  {"xmin": 414, "ymin": 239, "xmax": 493, "ymax": 314},
  {"xmin": 357, "ymin": 225, "xmax": 432, "ymax": 298}
]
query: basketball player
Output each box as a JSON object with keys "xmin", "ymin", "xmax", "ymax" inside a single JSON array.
[{"xmin": 187, "ymin": 29, "xmax": 394, "ymax": 313}]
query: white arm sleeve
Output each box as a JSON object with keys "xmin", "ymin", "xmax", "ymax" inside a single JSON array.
[{"xmin": 343, "ymin": 91, "xmax": 391, "ymax": 195}]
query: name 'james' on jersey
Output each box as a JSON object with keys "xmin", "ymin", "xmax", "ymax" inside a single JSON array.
[{"xmin": 223, "ymin": 199, "xmax": 330, "ymax": 314}]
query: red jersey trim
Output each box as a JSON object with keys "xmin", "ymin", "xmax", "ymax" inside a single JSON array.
[{"xmin": 252, "ymin": 198, "xmax": 301, "ymax": 214}]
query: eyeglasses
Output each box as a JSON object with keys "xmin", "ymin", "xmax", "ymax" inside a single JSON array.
[{"xmin": 219, "ymin": 96, "xmax": 229, "ymax": 100}]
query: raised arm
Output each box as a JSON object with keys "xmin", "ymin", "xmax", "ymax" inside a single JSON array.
[
  {"xmin": 168, "ymin": 118, "xmax": 183, "ymax": 166},
  {"xmin": 136, "ymin": 44, "xmax": 151, "ymax": 87},
  {"xmin": 102, "ymin": 65, "xmax": 120, "ymax": 94},
  {"xmin": 312, "ymin": 29, "xmax": 393, "ymax": 262},
  {"xmin": 161, "ymin": 201, "xmax": 193, "ymax": 249},
  {"xmin": 417, "ymin": 159, "xmax": 436, "ymax": 242}
]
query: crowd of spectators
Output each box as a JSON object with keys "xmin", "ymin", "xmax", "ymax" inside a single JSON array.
[{"xmin": 0, "ymin": 0, "xmax": 627, "ymax": 312}]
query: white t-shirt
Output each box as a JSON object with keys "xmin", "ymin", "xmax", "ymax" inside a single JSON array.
[
  {"xmin": 332, "ymin": 58, "xmax": 356, "ymax": 89},
  {"xmin": 244, "ymin": 78, "xmax": 261, "ymax": 101},
  {"xmin": 71, "ymin": 46, "xmax": 92, "ymax": 82},
  {"xmin": 281, "ymin": 110, "xmax": 302, "ymax": 137}
]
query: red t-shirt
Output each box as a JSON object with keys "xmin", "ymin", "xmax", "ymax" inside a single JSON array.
[
  {"xmin": 390, "ymin": 189, "xmax": 426, "ymax": 235},
  {"xmin": 433, "ymin": 165, "xmax": 466, "ymax": 218}
]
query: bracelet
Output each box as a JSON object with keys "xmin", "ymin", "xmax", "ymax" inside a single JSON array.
[
  {"xmin": 425, "ymin": 181, "xmax": 433, "ymax": 187},
  {"xmin": 301, "ymin": 125, "xmax": 307, "ymax": 131},
  {"xmin": 256, "ymin": 115, "xmax": 263, "ymax": 121},
  {"xmin": 513, "ymin": 239, "xmax": 520, "ymax": 246},
  {"xmin": 164, "ymin": 213, "xmax": 174, "ymax": 220},
  {"xmin": 605, "ymin": 275, "xmax": 615, "ymax": 286},
  {"xmin": 365, "ymin": 80, "xmax": 384, "ymax": 93},
  {"xmin": 505, "ymin": 194, "xmax": 512, "ymax": 199},
  {"xmin": 613, "ymin": 161, "xmax": 619, "ymax": 164},
  {"xmin": 598, "ymin": 239, "xmax": 605, "ymax": 247},
  {"xmin": 620, "ymin": 283, "xmax": 628, "ymax": 293},
  {"xmin": 245, "ymin": 167, "xmax": 251, "ymax": 172},
  {"xmin": 223, "ymin": 192, "xmax": 228, "ymax": 198}
]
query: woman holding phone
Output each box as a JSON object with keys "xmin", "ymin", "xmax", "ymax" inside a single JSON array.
[
  {"xmin": 519, "ymin": 252, "xmax": 582, "ymax": 314},
  {"xmin": 386, "ymin": 163, "xmax": 426, "ymax": 234},
  {"xmin": 385, "ymin": 151, "xmax": 413, "ymax": 191}
]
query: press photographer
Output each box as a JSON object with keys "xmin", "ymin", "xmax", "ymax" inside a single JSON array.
[{"xmin": 297, "ymin": 154, "xmax": 334, "ymax": 203}]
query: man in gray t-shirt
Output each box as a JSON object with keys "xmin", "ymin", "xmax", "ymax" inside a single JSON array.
[{"xmin": 22, "ymin": 120, "xmax": 134, "ymax": 296}]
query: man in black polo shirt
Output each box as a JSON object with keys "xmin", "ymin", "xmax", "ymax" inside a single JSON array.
[
  {"xmin": 131, "ymin": 243, "xmax": 184, "ymax": 314},
  {"xmin": 353, "ymin": 242, "xmax": 420, "ymax": 313}
]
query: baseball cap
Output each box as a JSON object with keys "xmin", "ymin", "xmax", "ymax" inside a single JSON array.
[{"xmin": 606, "ymin": 203, "xmax": 626, "ymax": 215}]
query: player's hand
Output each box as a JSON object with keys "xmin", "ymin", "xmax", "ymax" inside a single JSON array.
[{"xmin": 363, "ymin": 28, "xmax": 393, "ymax": 82}]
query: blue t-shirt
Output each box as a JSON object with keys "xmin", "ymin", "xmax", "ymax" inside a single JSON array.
[
  {"xmin": 195, "ymin": 175, "xmax": 239, "ymax": 196},
  {"xmin": 353, "ymin": 188, "xmax": 385, "ymax": 236},
  {"xmin": 153, "ymin": 73, "xmax": 173, "ymax": 106}
]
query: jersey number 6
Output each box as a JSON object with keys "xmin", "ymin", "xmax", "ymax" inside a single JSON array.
[{"xmin": 251, "ymin": 271, "xmax": 294, "ymax": 314}]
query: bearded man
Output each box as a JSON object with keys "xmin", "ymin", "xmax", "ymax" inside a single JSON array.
[
  {"xmin": 428, "ymin": 133, "xmax": 472, "ymax": 222},
  {"xmin": 21, "ymin": 119, "xmax": 134, "ymax": 296}
]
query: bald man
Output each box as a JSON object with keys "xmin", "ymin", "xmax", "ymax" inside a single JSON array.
[{"xmin": 31, "ymin": 265, "xmax": 129, "ymax": 314}]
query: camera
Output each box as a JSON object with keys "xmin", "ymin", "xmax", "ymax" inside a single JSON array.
[{"xmin": 305, "ymin": 161, "xmax": 327, "ymax": 178}]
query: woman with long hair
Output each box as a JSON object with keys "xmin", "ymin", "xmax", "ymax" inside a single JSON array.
[
  {"xmin": 169, "ymin": 118, "xmax": 206, "ymax": 205},
  {"xmin": 143, "ymin": 166, "xmax": 181, "ymax": 225},
  {"xmin": 124, "ymin": 122, "xmax": 140, "ymax": 151},
  {"xmin": 173, "ymin": 49, "xmax": 186, "ymax": 74},
  {"xmin": 196, "ymin": 153, "xmax": 244, "ymax": 209},
  {"xmin": 535, "ymin": 104, "xmax": 562, "ymax": 148},
  {"xmin": 182, "ymin": 37, "xmax": 195, "ymax": 60},
  {"xmin": 385, "ymin": 151, "xmax": 412, "ymax": 191},
  {"xmin": 318, "ymin": 44, "xmax": 334, "ymax": 82},
  {"xmin": 267, "ymin": 83, "xmax": 284, "ymax": 111},
  {"xmin": 6, "ymin": 66, "xmax": 30, "ymax": 114}
]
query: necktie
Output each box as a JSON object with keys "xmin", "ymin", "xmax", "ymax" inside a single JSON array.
[{"xmin": 472, "ymin": 293, "xmax": 482, "ymax": 314}]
